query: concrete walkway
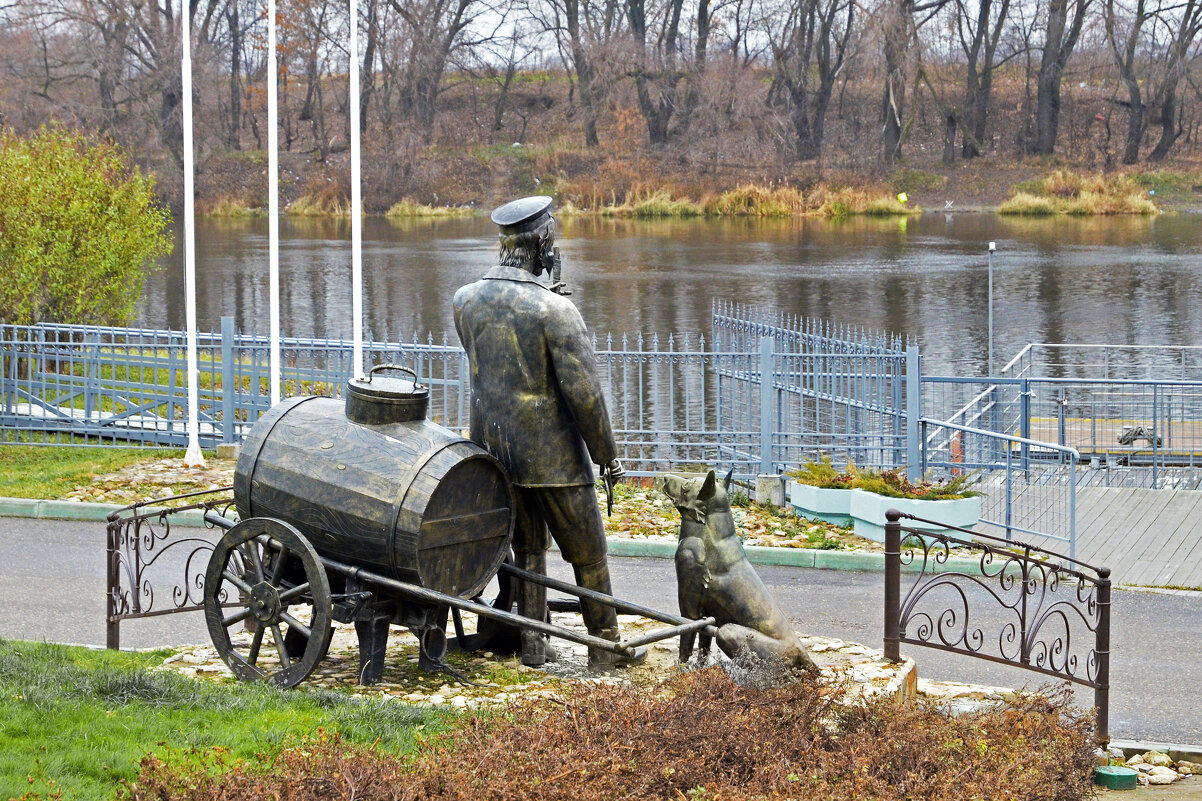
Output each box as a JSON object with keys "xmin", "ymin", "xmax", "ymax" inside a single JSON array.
[{"xmin": 5, "ymin": 488, "xmax": 1202, "ymax": 588}]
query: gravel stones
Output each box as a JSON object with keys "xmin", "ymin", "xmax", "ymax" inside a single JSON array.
[
  {"xmin": 152, "ymin": 613, "xmax": 916, "ymax": 709},
  {"xmin": 1114, "ymin": 751, "xmax": 1195, "ymax": 786}
]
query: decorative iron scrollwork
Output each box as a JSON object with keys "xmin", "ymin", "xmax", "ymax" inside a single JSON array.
[
  {"xmin": 106, "ymin": 488, "xmax": 236, "ymax": 647},
  {"xmin": 884, "ymin": 509, "xmax": 1111, "ymax": 742}
]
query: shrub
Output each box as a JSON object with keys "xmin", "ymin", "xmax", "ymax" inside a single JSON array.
[
  {"xmin": 999, "ymin": 192, "xmax": 1058, "ymax": 216},
  {"xmin": 703, "ymin": 185, "xmax": 807, "ymax": 217},
  {"xmin": 0, "ymin": 127, "xmax": 173, "ymax": 326},
  {"xmin": 602, "ymin": 188, "xmax": 703, "ymax": 218},
  {"xmin": 890, "ymin": 167, "xmax": 947, "ymax": 193},
  {"xmin": 122, "ymin": 670, "xmax": 1098, "ymax": 801},
  {"xmin": 787, "ymin": 454, "xmax": 979, "ymax": 500}
]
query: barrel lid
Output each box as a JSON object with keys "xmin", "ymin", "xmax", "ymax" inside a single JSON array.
[{"xmin": 347, "ymin": 365, "xmax": 428, "ymax": 401}]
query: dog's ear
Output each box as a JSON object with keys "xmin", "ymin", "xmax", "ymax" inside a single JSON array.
[
  {"xmin": 699, "ymin": 470, "xmax": 717, "ymax": 502},
  {"xmin": 723, "ymin": 468, "xmax": 734, "ymax": 492}
]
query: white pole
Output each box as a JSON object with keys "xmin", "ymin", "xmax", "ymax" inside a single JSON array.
[
  {"xmin": 268, "ymin": 0, "xmax": 281, "ymax": 405},
  {"xmin": 350, "ymin": 0, "xmax": 364, "ymax": 380},
  {"xmin": 988, "ymin": 241, "xmax": 996, "ymax": 378},
  {"xmin": 182, "ymin": 1, "xmax": 205, "ymax": 467}
]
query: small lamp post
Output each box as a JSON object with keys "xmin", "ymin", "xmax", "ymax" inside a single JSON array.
[{"xmin": 988, "ymin": 241, "xmax": 996, "ymax": 377}]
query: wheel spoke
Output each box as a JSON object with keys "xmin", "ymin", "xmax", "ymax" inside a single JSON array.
[
  {"xmin": 270, "ymin": 546, "xmax": 292, "ymax": 587},
  {"xmin": 277, "ymin": 583, "xmax": 311, "ymax": 603},
  {"xmin": 271, "ymin": 625, "xmax": 292, "ymax": 669},
  {"xmin": 247, "ymin": 626, "xmax": 265, "ymax": 664},
  {"xmin": 223, "ymin": 607, "xmax": 252, "ymax": 628},
  {"xmin": 221, "ymin": 569, "xmax": 253, "ymax": 596},
  {"xmin": 280, "ymin": 612, "xmax": 312, "ymax": 641},
  {"xmin": 241, "ymin": 541, "xmax": 266, "ymax": 584}
]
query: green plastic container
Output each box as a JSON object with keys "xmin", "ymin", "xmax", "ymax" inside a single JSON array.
[{"xmin": 1094, "ymin": 765, "xmax": 1138, "ymax": 790}]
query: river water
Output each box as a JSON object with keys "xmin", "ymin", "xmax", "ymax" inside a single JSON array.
[{"xmin": 136, "ymin": 212, "xmax": 1202, "ymax": 376}]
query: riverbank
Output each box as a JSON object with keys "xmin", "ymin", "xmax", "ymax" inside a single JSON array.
[{"xmin": 196, "ymin": 143, "xmax": 1200, "ymax": 219}]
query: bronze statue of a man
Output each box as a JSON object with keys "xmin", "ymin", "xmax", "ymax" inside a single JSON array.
[{"xmin": 452, "ymin": 196, "xmax": 642, "ymax": 669}]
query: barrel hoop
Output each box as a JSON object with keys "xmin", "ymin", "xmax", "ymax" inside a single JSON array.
[{"xmin": 390, "ymin": 436, "xmax": 473, "ymax": 576}]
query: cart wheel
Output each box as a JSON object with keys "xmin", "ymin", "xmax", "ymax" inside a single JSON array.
[{"xmin": 204, "ymin": 517, "xmax": 333, "ymax": 687}]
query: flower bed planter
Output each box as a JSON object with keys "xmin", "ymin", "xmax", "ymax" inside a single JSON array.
[
  {"xmin": 848, "ymin": 489, "xmax": 980, "ymax": 543},
  {"xmin": 789, "ymin": 480, "xmax": 980, "ymax": 543},
  {"xmin": 788, "ymin": 482, "xmax": 854, "ymax": 525}
]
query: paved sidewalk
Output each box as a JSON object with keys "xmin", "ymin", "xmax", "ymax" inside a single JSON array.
[{"xmin": 7, "ymin": 493, "xmax": 1201, "ymax": 590}]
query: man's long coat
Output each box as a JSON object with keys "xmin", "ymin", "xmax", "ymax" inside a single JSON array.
[{"xmin": 452, "ymin": 265, "xmax": 618, "ymax": 487}]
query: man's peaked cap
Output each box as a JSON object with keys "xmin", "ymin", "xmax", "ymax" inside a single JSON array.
[{"xmin": 491, "ymin": 196, "xmax": 553, "ymax": 234}]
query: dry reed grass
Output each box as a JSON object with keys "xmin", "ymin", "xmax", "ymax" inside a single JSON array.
[{"xmin": 1001, "ymin": 170, "xmax": 1159, "ymax": 215}]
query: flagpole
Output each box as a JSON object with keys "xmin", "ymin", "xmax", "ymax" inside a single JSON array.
[
  {"xmin": 268, "ymin": 0, "xmax": 281, "ymax": 405},
  {"xmin": 350, "ymin": 0, "xmax": 364, "ymax": 380},
  {"xmin": 181, "ymin": 0, "xmax": 205, "ymax": 466}
]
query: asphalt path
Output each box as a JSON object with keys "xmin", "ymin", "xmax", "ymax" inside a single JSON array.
[{"xmin": 2, "ymin": 516, "xmax": 1200, "ymax": 745}]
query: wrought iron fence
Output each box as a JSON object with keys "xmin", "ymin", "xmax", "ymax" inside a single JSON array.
[
  {"xmin": 105, "ymin": 488, "xmax": 235, "ymax": 649},
  {"xmin": 883, "ymin": 509, "xmax": 1111, "ymax": 744},
  {"xmin": 1, "ymin": 312, "xmax": 916, "ymax": 483}
]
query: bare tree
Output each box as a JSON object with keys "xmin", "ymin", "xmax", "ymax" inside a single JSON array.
[
  {"xmin": 1106, "ymin": 0, "xmax": 1202, "ymax": 162},
  {"xmin": 766, "ymin": 0, "xmax": 856, "ymax": 160},
  {"xmin": 956, "ymin": 0, "xmax": 1013, "ymax": 157},
  {"xmin": 1030, "ymin": 0, "xmax": 1091, "ymax": 154},
  {"xmin": 880, "ymin": 0, "xmax": 950, "ymax": 164},
  {"xmin": 624, "ymin": 0, "xmax": 712, "ymax": 144},
  {"xmin": 385, "ymin": 0, "xmax": 496, "ymax": 141},
  {"xmin": 529, "ymin": 0, "xmax": 627, "ymax": 146}
]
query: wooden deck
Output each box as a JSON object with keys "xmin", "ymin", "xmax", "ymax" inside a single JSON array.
[
  {"xmin": 988, "ymin": 486, "xmax": 1202, "ymax": 589},
  {"xmin": 1027, "ymin": 419, "xmax": 1202, "ymax": 464}
]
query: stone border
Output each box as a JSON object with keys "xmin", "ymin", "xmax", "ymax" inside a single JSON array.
[{"xmin": 0, "ymin": 497, "xmax": 213, "ymax": 527}]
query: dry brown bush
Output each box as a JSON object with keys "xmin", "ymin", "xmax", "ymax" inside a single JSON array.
[{"xmin": 119, "ymin": 668, "xmax": 1096, "ymax": 801}]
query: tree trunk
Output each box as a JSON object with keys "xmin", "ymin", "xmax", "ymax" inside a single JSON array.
[
  {"xmin": 226, "ymin": 3, "xmax": 242, "ymax": 150},
  {"xmin": 880, "ymin": 0, "xmax": 909, "ymax": 164},
  {"xmin": 1121, "ymin": 87, "xmax": 1144, "ymax": 165},
  {"xmin": 1149, "ymin": 84, "xmax": 1180, "ymax": 161},
  {"xmin": 360, "ymin": 0, "xmax": 379, "ymax": 134},
  {"xmin": 565, "ymin": 0, "xmax": 599, "ymax": 147},
  {"xmin": 1032, "ymin": 0, "xmax": 1089, "ymax": 155},
  {"xmin": 943, "ymin": 113, "xmax": 957, "ymax": 165}
]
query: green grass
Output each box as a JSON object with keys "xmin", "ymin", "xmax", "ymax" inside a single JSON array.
[
  {"xmin": 0, "ymin": 639, "xmax": 449, "ymax": 800},
  {"xmin": 889, "ymin": 167, "xmax": 947, "ymax": 193},
  {"xmin": 0, "ymin": 445, "xmax": 187, "ymax": 499}
]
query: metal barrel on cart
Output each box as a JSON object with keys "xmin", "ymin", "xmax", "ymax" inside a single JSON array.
[{"xmin": 206, "ymin": 366, "xmax": 515, "ymax": 686}]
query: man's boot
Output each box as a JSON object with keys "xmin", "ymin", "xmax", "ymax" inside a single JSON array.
[
  {"xmin": 574, "ymin": 558, "xmax": 646, "ymax": 669},
  {"xmin": 516, "ymin": 549, "xmax": 552, "ymax": 666}
]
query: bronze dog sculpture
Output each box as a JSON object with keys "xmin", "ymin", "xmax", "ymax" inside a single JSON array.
[{"xmin": 655, "ymin": 469, "xmax": 817, "ymax": 674}]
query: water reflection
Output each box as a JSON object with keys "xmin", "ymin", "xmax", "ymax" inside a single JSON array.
[{"xmin": 137, "ymin": 212, "xmax": 1202, "ymax": 376}]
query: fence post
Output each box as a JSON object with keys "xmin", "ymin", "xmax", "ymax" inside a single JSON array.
[
  {"xmin": 105, "ymin": 517, "xmax": 121, "ymax": 650},
  {"xmin": 760, "ymin": 336, "xmax": 774, "ymax": 475},
  {"xmin": 1095, "ymin": 567, "xmax": 1111, "ymax": 745},
  {"xmin": 1152, "ymin": 383, "xmax": 1160, "ymax": 485},
  {"xmin": 1020, "ymin": 379, "xmax": 1031, "ymax": 473},
  {"xmin": 884, "ymin": 508, "xmax": 901, "ymax": 662},
  {"xmin": 221, "ymin": 317, "xmax": 236, "ymax": 444},
  {"xmin": 906, "ymin": 346, "xmax": 921, "ymax": 482}
]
